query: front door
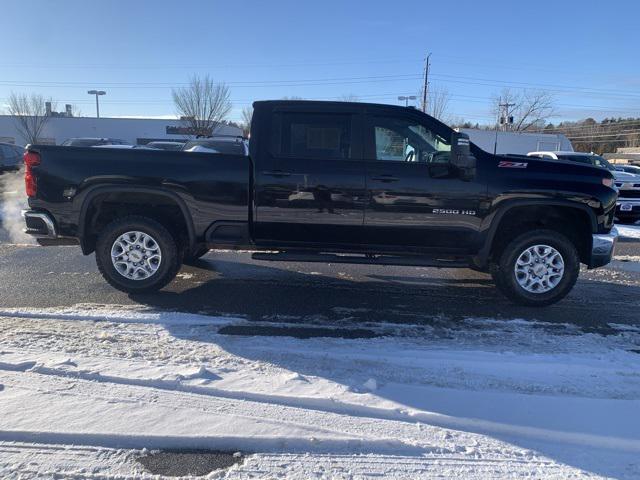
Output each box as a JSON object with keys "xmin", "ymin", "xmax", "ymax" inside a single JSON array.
[
  {"xmin": 253, "ymin": 109, "xmax": 366, "ymax": 249},
  {"xmin": 363, "ymin": 111, "xmax": 486, "ymax": 252}
]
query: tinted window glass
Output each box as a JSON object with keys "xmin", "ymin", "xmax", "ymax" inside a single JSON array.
[
  {"xmin": 373, "ymin": 116, "xmax": 450, "ymax": 163},
  {"xmin": 275, "ymin": 113, "xmax": 352, "ymax": 159}
]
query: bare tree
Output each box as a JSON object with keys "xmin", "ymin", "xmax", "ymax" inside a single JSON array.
[
  {"xmin": 491, "ymin": 88, "xmax": 555, "ymax": 131},
  {"xmin": 418, "ymin": 85, "xmax": 451, "ymax": 123},
  {"xmin": 172, "ymin": 75, "xmax": 231, "ymax": 136},
  {"xmin": 240, "ymin": 106, "xmax": 253, "ymax": 137},
  {"xmin": 7, "ymin": 92, "xmax": 54, "ymax": 144}
]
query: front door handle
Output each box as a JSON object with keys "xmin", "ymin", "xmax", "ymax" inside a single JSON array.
[
  {"xmin": 262, "ymin": 170, "xmax": 291, "ymax": 178},
  {"xmin": 371, "ymin": 175, "xmax": 399, "ymax": 183}
]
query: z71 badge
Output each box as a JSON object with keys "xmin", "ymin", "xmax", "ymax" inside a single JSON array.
[{"xmin": 498, "ymin": 161, "xmax": 528, "ymax": 169}]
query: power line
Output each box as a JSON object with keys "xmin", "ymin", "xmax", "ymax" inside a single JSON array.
[{"xmin": 1, "ymin": 72, "xmax": 640, "ymax": 101}]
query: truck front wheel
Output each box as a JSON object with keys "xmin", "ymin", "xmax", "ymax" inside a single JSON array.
[
  {"xmin": 95, "ymin": 216, "xmax": 181, "ymax": 293},
  {"xmin": 491, "ymin": 229, "xmax": 580, "ymax": 307}
]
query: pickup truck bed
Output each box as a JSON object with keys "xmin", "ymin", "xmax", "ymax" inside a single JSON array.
[{"xmin": 26, "ymin": 146, "xmax": 251, "ymax": 251}]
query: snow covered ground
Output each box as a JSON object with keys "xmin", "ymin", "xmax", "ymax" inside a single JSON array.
[
  {"xmin": 617, "ymin": 223, "xmax": 640, "ymax": 240},
  {"xmin": 1, "ymin": 304, "xmax": 639, "ymax": 478}
]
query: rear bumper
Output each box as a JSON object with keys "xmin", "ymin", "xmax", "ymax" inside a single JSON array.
[
  {"xmin": 22, "ymin": 210, "xmax": 79, "ymax": 246},
  {"xmin": 589, "ymin": 227, "xmax": 618, "ymax": 269},
  {"xmin": 22, "ymin": 210, "xmax": 57, "ymax": 238}
]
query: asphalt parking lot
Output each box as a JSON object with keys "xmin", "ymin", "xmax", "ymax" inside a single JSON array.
[{"xmin": 1, "ymin": 226, "xmax": 639, "ymax": 332}]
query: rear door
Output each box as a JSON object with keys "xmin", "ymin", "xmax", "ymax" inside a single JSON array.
[
  {"xmin": 253, "ymin": 105, "xmax": 366, "ymax": 248},
  {"xmin": 362, "ymin": 108, "xmax": 486, "ymax": 252}
]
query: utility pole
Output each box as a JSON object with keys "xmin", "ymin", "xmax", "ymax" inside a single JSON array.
[
  {"xmin": 422, "ymin": 52, "xmax": 431, "ymax": 113},
  {"xmin": 498, "ymin": 100, "xmax": 515, "ymax": 132}
]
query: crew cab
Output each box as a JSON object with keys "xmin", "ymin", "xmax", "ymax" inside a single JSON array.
[{"xmin": 22, "ymin": 101, "xmax": 618, "ymax": 306}]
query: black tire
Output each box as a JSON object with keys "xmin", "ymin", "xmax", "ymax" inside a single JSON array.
[
  {"xmin": 491, "ymin": 229, "xmax": 580, "ymax": 307},
  {"xmin": 95, "ymin": 215, "xmax": 181, "ymax": 294},
  {"xmin": 183, "ymin": 246, "xmax": 209, "ymax": 265}
]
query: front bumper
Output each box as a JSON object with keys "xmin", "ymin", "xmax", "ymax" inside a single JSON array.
[{"xmin": 589, "ymin": 227, "xmax": 618, "ymax": 269}]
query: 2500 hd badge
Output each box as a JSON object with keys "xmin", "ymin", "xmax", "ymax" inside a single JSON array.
[{"xmin": 432, "ymin": 208, "xmax": 477, "ymax": 215}]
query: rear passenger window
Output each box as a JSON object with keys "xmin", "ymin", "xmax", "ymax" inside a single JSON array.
[{"xmin": 273, "ymin": 113, "xmax": 352, "ymax": 160}]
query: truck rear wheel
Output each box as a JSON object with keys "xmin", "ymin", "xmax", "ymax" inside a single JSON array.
[
  {"xmin": 95, "ymin": 216, "xmax": 181, "ymax": 293},
  {"xmin": 491, "ymin": 229, "xmax": 579, "ymax": 307}
]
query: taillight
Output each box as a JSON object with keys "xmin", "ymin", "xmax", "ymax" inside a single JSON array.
[{"xmin": 24, "ymin": 151, "xmax": 41, "ymax": 197}]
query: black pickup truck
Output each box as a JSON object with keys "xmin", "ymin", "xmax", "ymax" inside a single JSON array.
[{"xmin": 22, "ymin": 100, "xmax": 618, "ymax": 306}]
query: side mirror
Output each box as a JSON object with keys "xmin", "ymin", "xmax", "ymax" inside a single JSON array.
[{"xmin": 450, "ymin": 131, "xmax": 476, "ymax": 181}]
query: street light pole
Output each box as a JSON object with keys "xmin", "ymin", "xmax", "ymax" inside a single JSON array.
[
  {"xmin": 87, "ymin": 90, "xmax": 106, "ymax": 118},
  {"xmin": 398, "ymin": 95, "xmax": 417, "ymax": 107}
]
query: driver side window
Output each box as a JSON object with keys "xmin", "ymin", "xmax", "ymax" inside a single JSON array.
[{"xmin": 373, "ymin": 116, "xmax": 450, "ymax": 163}]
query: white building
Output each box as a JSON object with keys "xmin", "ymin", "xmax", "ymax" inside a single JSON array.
[
  {"xmin": 0, "ymin": 115, "xmax": 243, "ymax": 146},
  {"xmin": 460, "ymin": 128, "xmax": 573, "ymax": 155}
]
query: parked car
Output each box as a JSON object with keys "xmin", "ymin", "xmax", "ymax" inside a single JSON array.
[
  {"xmin": 0, "ymin": 142, "xmax": 24, "ymax": 174},
  {"xmin": 22, "ymin": 100, "xmax": 618, "ymax": 306},
  {"xmin": 527, "ymin": 151, "xmax": 640, "ymax": 224},
  {"xmin": 92, "ymin": 145, "xmax": 158, "ymax": 150},
  {"xmin": 61, "ymin": 138, "xmax": 130, "ymax": 147},
  {"xmin": 612, "ymin": 171, "xmax": 640, "ymax": 224},
  {"xmin": 615, "ymin": 165, "xmax": 640, "ymax": 175},
  {"xmin": 183, "ymin": 145, "xmax": 220, "ymax": 153},
  {"xmin": 182, "ymin": 136, "xmax": 248, "ymax": 156},
  {"xmin": 145, "ymin": 141, "xmax": 186, "ymax": 151}
]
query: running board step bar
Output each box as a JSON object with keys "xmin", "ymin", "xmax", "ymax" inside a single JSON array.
[{"xmin": 251, "ymin": 252, "xmax": 470, "ymax": 268}]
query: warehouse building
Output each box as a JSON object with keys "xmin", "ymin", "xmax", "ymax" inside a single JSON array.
[{"xmin": 0, "ymin": 115, "xmax": 242, "ymax": 146}]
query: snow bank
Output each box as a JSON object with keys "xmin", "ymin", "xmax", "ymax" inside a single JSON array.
[
  {"xmin": 1, "ymin": 305, "xmax": 639, "ymax": 478},
  {"xmin": 617, "ymin": 224, "xmax": 640, "ymax": 240}
]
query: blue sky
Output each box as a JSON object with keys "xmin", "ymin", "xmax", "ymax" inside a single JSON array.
[{"xmin": 2, "ymin": 0, "xmax": 639, "ymax": 124}]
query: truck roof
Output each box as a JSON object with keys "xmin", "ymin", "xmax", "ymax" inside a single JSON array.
[
  {"xmin": 253, "ymin": 100, "xmax": 452, "ymax": 134},
  {"xmin": 253, "ymin": 99, "xmax": 424, "ymax": 114}
]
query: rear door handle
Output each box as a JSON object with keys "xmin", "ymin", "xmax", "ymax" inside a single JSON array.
[
  {"xmin": 262, "ymin": 170, "xmax": 291, "ymax": 178},
  {"xmin": 371, "ymin": 175, "xmax": 399, "ymax": 183}
]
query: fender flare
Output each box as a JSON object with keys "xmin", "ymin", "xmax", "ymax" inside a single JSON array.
[
  {"xmin": 77, "ymin": 185, "xmax": 196, "ymax": 254},
  {"xmin": 474, "ymin": 199, "xmax": 598, "ymax": 268}
]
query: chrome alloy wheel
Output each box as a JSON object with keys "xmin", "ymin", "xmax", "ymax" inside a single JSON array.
[
  {"xmin": 111, "ymin": 231, "xmax": 162, "ymax": 280},
  {"xmin": 514, "ymin": 244, "xmax": 564, "ymax": 293}
]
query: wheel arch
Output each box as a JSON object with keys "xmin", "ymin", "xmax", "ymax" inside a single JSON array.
[
  {"xmin": 475, "ymin": 200, "xmax": 597, "ymax": 268},
  {"xmin": 77, "ymin": 185, "xmax": 196, "ymax": 255}
]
